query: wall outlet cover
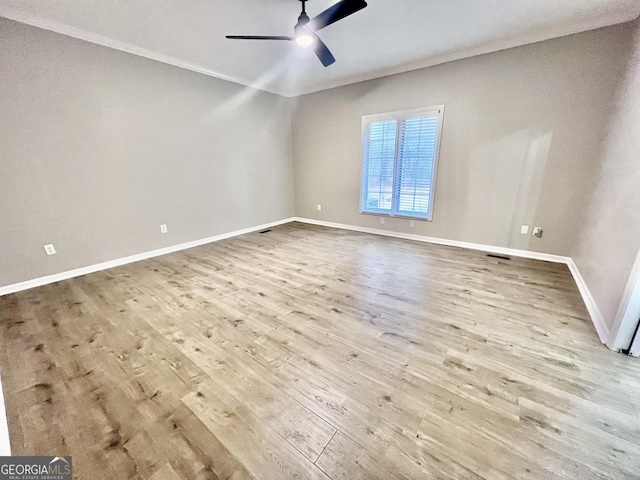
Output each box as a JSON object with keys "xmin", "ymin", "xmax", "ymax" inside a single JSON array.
[
  {"xmin": 520, "ymin": 225, "xmax": 529, "ymax": 235},
  {"xmin": 160, "ymin": 224, "xmax": 168, "ymax": 233},
  {"xmin": 44, "ymin": 244, "xmax": 56, "ymax": 255},
  {"xmin": 317, "ymin": 204, "xmax": 322, "ymax": 211}
]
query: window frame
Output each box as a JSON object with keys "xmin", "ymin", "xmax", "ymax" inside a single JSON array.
[{"xmin": 359, "ymin": 105, "xmax": 444, "ymax": 221}]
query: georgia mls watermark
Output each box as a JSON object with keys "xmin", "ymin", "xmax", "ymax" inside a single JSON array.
[{"xmin": 0, "ymin": 456, "xmax": 72, "ymax": 480}]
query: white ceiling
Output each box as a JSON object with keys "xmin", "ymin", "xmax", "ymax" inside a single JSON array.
[{"xmin": 1, "ymin": 0, "xmax": 639, "ymax": 97}]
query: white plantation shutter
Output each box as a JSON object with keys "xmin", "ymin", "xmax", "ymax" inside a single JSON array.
[
  {"xmin": 360, "ymin": 106, "xmax": 443, "ymax": 220},
  {"xmin": 394, "ymin": 115, "xmax": 439, "ymax": 218},
  {"xmin": 361, "ymin": 120, "xmax": 397, "ymax": 213}
]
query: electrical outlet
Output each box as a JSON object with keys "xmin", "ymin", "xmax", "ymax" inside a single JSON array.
[
  {"xmin": 160, "ymin": 224, "xmax": 168, "ymax": 234},
  {"xmin": 380, "ymin": 218, "xmax": 385, "ymax": 225},
  {"xmin": 43, "ymin": 244, "xmax": 56, "ymax": 255},
  {"xmin": 520, "ymin": 225, "xmax": 529, "ymax": 235},
  {"xmin": 533, "ymin": 227, "xmax": 543, "ymax": 238},
  {"xmin": 410, "ymin": 220, "xmax": 415, "ymax": 228},
  {"xmin": 317, "ymin": 204, "xmax": 322, "ymax": 211}
]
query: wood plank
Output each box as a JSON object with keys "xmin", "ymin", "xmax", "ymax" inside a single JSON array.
[
  {"xmin": 182, "ymin": 380, "xmax": 330, "ymax": 480},
  {"xmin": 1, "ymin": 222, "xmax": 640, "ymax": 479}
]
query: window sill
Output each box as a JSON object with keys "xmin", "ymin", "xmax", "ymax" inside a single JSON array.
[{"xmin": 359, "ymin": 211, "xmax": 433, "ymax": 222}]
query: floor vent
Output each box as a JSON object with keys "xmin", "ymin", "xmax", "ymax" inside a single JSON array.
[
  {"xmin": 487, "ymin": 253, "xmax": 511, "ymax": 260},
  {"xmin": 259, "ymin": 229, "xmax": 272, "ymax": 234}
]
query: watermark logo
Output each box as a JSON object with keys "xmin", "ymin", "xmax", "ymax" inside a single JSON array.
[{"xmin": 0, "ymin": 456, "xmax": 72, "ymax": 480}]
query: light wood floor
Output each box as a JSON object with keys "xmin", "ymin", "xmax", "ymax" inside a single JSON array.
[{"xmin": 1, "ymin": 222, "xmax": 640, "ymax": 479}]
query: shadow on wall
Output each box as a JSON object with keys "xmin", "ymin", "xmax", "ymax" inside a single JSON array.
[
  {"xmin": 449, "ymin": 126, "xmax": 553, "ymax": 249},
  {"xmin": 508, "ymin": 130, "xmax": 553, "ymax": 249}
]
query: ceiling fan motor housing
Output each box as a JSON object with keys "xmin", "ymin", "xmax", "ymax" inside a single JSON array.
[{"xmin": 295, "ymin": 12, "xmax": 311, "ymax": 36}]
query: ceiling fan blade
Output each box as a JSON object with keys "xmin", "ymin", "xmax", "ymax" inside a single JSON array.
[
  {"xmin": 226, "ymin": 35, "xmax": 293, "ymax": 41},
  {"xmin": 308, "ymin": 0, "xmax": 367, "ymax": 31},
  {"xmin": 311, "ymin": 33, "xmax": 336, "ymax": 67}
]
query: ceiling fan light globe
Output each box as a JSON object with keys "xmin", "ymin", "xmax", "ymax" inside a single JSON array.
[{"xmin": 296, "ymin": 34, "xmax": 314, "ymax": 47}]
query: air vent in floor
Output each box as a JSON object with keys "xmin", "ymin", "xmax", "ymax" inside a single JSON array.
[{"xmin": 486, "ymin": 253, "xmax": 511, "ymax": 260}]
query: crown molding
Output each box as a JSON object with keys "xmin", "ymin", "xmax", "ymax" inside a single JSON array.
[{"xmin": 0, "ymin": 7, "xmax": 290, "ymax": 97}]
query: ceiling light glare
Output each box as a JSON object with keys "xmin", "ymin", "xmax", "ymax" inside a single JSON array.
[{"xmin": 296, "ymin": 34, "xmax": 314, "ymax": 47}]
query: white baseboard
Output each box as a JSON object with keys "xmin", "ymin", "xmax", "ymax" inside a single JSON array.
[
  {"xmin": 566, "ymin": 259, "xmax": 609, "ymax": 343},
  {"xmin": 293, "ymin": 217, "xmax": 613, "ymax": 345},
  {"xmin": 606, "ymin": 247, "xmax": 640, "ymax": 351},
  {"xmin": 293, "ymin": 217, "xmax": 570, "ymax": 264},
  {"xmin": 0, "ymin": 218, "xmax": 295, "ymax": 297},
  {"xmin": 0, "ymin": 375, "xmax": 10, "ymax": 455},
  {"xmin": 0, "ymin": 214, "xmax": 613, "ymax": 346}
]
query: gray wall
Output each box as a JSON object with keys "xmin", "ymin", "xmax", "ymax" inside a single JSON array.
[
  {"xmin": 0, "ymin": 18, "xmax": 294, "ymax": 287},
  {"xmin": 2, "ymin": 15, "xmax": 640, "ymax": 341},
  {"xmin": 291, "ymin": 23, "xmax": 634, "ymax": 257},
  {"xmin": 572, "ymin": 18, "xmax": 640, "ymax": 331}
]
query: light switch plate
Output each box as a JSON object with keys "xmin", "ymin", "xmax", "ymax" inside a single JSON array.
[{"xmin": 520, "ymin": 225, "xmax": 529, "ymax": 235}]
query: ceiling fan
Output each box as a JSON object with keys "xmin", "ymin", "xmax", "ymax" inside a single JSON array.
[{"xmin": 226, "ymin": 0, "xmax": 368, "ymax": 67}]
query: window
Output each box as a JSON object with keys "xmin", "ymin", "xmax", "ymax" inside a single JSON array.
[{"xmin": 360, "ymin": 106, "xmax": 444, "ymax": 221}]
